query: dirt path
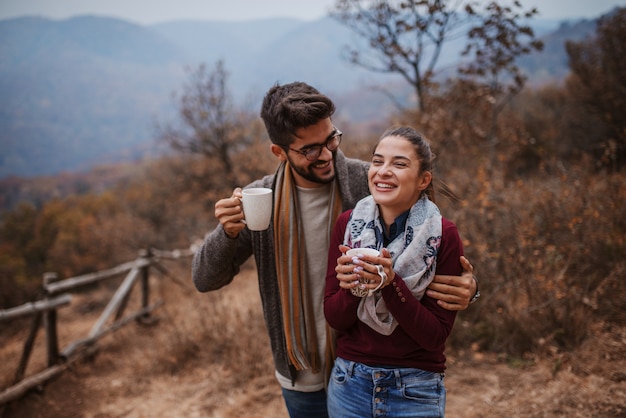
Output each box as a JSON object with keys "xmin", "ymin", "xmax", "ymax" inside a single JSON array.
[{"xmin": 2, "ymin": 264, "xmax": 625, "ymax": 417}]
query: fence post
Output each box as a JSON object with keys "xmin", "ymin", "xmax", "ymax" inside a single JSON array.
[
  {"xmin": 42, "ymin": 272, "xmax": 60, "ymax": 367},
  {"xmin": 14, "ymin": 311, "xmax": 43, "ymax": 383},
  {"xmin": 138, "ymin": 249, "xmax": 151, "ymax": 321}
]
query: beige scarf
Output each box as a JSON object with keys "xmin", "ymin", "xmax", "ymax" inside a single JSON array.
[{"xmin": 273, "ymin": 161, "xmax": 342, "ymax": 373}]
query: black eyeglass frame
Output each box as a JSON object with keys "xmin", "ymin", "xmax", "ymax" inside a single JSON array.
[{"xmin": 281, "ymin": 127, "xmax": 343, "ymax": 161}]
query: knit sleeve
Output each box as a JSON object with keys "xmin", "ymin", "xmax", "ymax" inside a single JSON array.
[
  {"xmin": 324, "ymin": 210, "xmax": 362, "ymax": 330},
  {"xmin": 380, "ymin": 218, "xmax": 462, "ymax": 349},
  {"xmin": 192, "ymin": 221, "xmax": 254, "ymax": 292}
]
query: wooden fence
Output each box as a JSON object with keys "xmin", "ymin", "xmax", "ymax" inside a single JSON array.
[{"xmin": 0, "ymin": 247, "xmax": 195, "ymax": 405}]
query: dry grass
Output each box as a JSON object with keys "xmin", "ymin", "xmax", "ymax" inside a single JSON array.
[
  {"xmin": 2, "ymin": 254, "xmax": 626, "ymax": 417},
  {"xmin": 1, "ymin": 259, "xmax": 287, "ymax": 417},
  {"xmin": 441, "ymin": 166, "xmax": 626, "ymax": 356}
]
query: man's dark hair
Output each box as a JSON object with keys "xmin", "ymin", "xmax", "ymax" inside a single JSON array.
[{"xmin": 260, "ymin": 82, "xmax": 336, "ymax": 146}]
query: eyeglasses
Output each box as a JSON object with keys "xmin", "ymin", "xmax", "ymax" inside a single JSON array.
[{"xmin": 283, "ymin": 128, "xmax": 343, "ymax": 161}]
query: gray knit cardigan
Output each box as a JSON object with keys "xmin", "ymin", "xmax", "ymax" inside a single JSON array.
[{"xmin": 192, "ymin": 150, "xmax": 370, "ymax": 384}]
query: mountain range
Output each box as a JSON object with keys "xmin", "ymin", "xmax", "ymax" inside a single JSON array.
[{"xmin": 0, "ymin": 12, "xmax": 601, "ymax": 178}]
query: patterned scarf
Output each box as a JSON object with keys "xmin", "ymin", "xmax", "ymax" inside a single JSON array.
[
  {"xmin": 273, "ymin": 161, "xmax": 343, "ymax": 372},
  {"xmin": 343, "ymin": 195, "xmax": 442, "ymax": 335}
]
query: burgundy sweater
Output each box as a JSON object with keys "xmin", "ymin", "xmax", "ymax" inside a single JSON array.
[{"xmin": 324, "ymin": 210, "xmax": 463, "ymax": 373}]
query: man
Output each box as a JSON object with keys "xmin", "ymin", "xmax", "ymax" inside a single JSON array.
[{"xmin": 192, "ymin": 82, "xmax": 478, "ymax": 418}]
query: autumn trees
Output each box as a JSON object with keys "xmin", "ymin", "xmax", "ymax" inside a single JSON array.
[
  {"xmin": 506, "ymin": 7, "xmax": 626, "ymax": 173},
  {"xmin": 565, "ymin": 8, "xmax": 626, "ymax": 170}
]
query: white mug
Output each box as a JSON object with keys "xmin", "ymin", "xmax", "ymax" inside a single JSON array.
[
  {"xmin": 346, "ymin": 248, "xmax": 380, "ymax": 297},
  {"xmin": 241, "ymin": 188, "xmax": 273, "ymax": 231},
  {"xmin": 346, "ymin": 248, "xmax": 380, "ymax": 258}
]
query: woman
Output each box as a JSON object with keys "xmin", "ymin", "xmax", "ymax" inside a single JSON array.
[{"xmin": 324, "ymin": 126, "xmax": 463, "ymax": 417}]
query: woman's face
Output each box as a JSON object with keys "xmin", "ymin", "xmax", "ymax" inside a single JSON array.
[{"xmin": 368, "ymin": 135, "xmax": 431, "ymax": 217}]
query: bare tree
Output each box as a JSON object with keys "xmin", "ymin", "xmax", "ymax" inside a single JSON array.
[
  {"xmin": 331, "ymin": 0, "xmax": 477, "ymax": 113},
  {"xmin": 331, "ymin": 1, "xmax": 542, "ymax": 126},
  {"xmin": 159, "ymin": 60, "xmax": 257, "ymax": 193}
]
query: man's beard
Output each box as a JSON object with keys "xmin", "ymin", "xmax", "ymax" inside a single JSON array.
[{"xmin": 287, "ymin": 152, "xmax": 336, "ymax": 185}]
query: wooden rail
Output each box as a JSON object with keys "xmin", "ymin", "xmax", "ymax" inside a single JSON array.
[
  {"xmin": 0, "ymin": 294, "xmax": 72, "ymax": 323},
  {"xmin": 0, "ymin": 247, "xmax": 194, "ymax": 406}
]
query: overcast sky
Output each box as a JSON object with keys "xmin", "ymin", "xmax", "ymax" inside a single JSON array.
[{"xmin": 0, "ymin": 0, "xmax": 624, "ymax": 25}]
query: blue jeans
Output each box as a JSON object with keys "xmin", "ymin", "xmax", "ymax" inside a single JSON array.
[
  {"xmin": 327, "ymin": 357, "xmax": 446, "ymax": 418},
  {"xmin": 281, "ymin": 387, "xmax": 329, "ymax": 418}
]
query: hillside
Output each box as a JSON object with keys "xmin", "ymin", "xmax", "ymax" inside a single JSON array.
[
  {"xmin": 519, "ymin": 18, "xmax": 597, "ymax": 85},
  {"xmin": 2, "ymin": 263, "xmax": 625, "ymax": 417},
  {"xmin": 0, "ymin": 13, "xmax": 600, "ymax": 178}
]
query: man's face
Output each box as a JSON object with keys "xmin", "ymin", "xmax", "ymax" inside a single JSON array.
[{"xmin": 273, "ymin": 118, "xmax": 339, "ymax": 188}]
